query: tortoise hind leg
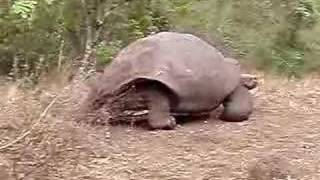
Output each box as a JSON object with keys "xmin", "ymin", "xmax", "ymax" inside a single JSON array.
[
  {"xmin": 219, "ymin": 85, "xmax": 253, "ymax": 122},
  {"xmin": 141, "ymin": 86, "xmax": 176, "ymax": 130}
]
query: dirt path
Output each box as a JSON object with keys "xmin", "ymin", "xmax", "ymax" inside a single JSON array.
[
  {"xmin": 1, "ymin": 75, "xmax": 320, "ymax": 180},
  {"xmin": 66, "ymin": 76, "xmax": 320, "ymax": 180}
]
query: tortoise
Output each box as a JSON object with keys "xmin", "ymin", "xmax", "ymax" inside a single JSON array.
[{"xmin": 80, "ymin": 32, "xmax": 257, "ymax": 130}]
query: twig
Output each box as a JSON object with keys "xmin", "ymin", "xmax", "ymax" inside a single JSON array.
[
  {"xmin": 0, "ymin": 96, "xmax": 59, "ymax": 151},
  {"xmin": 57, "ymin": 39, "xmax": 65, "ymax": 72}
]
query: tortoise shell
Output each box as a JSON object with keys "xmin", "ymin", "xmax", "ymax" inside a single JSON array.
[{"xmin": 94, "ymin": 32, "xmax": 241, "ymax": 115}]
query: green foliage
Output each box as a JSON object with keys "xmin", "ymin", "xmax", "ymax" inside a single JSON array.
[
  {"xmin": 0, "ymin": 0, "xmax": 64, "ymax": 79},
  {"xmin": 11, "ymin": 0, "xmax": 38, "ymax": 20},
  {"xmin": 0, "ymin": 0, "xmax": 171, "ymax": 79},
  {"xmin": 96, "ymin": 40, "xmax": 122, "ymax": 67},
  {"xmin": 259, "ymin": 0, "xmax": 319, "ymax": 77},
  {"xmin": 94, "ymin": 0, "xmax": 171, "ymax": 67},
  {"xmin": 167, "ymin": 0, "xmax": 320, "ymax": 77},
  {"xmin": 1, "ymin": 0, "xmax": 320, "ymax": 80}
]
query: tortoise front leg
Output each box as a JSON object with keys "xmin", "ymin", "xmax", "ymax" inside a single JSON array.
[
  {"xmin": 141, "ymin": 86, "xmax": 176, "ymax": 130},
  {"xmin": 219, "ymin": 85, "xmax": 253, "ymax": 122}
]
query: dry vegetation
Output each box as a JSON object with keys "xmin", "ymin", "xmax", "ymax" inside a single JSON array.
[{"xmin": 1, "ymin": 72, "xmax": 320, "ymax": 180}]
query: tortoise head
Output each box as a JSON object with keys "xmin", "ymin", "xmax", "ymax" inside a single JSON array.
[
  {"xmin": 240, "ymin": 74, "xmax": 258, "ymax": 90},
  {"xmin": 223, "ymin": 57, "xmax": 258, "ymax": 90}
]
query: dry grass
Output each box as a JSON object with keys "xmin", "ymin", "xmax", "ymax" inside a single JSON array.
[{"xmin": 0, "ymin": 72, "xmax": 320, "ymax": 180}]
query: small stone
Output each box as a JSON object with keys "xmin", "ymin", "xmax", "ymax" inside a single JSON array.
[{"xmin": 248, "ymin": 154, "xmax": 300, "ymax": 180}]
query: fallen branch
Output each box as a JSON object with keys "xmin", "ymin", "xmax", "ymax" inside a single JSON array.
[{"xmin": 0, "ymin": 96, "xmax": 59, "ymax": 151}]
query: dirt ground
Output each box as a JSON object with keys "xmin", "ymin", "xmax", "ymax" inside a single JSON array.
[{"xmin": 1, "ymin": 73, "xmax": 320, "ymax": 180}]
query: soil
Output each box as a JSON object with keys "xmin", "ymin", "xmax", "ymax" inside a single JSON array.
[{"xmin": 0, "ymin": 73, "xmax": 320, "ymax": 180}]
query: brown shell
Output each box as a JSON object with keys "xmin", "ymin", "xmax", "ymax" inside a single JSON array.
[{"xmin": 96, "ymin": 32, "xmax": 241, "ymax": 113}]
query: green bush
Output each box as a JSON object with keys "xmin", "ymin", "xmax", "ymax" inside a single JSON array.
[
  {"xmin": 1, "ymin": 0, "xmax": 320, "ymax": 80},
  {"xmin": 0, "ymin": 0, "xmax": 171, "ymax": 79},
  {"xmin": 96, "ymin": 40, "xmax": 122, "ymax": 67},
  {"xmin": 167, "ymin": 0, "xmax": 320, "ymax": 77}
]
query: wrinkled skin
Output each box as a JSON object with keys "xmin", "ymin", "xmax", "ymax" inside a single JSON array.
[
  {"xmin": 220, "ymin": 85, "xmax": 253, "ymax": 122},
  {"xmin": 140, "ymin": 85, "xmax": 177, "ymax": 130},
  {"xmin": 140, "ymin": 82, "xmax": 255, "ymax": 130},
  {"xmin": 82, "ymin": 32, "xmax": 258, "ymax": 130}
]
